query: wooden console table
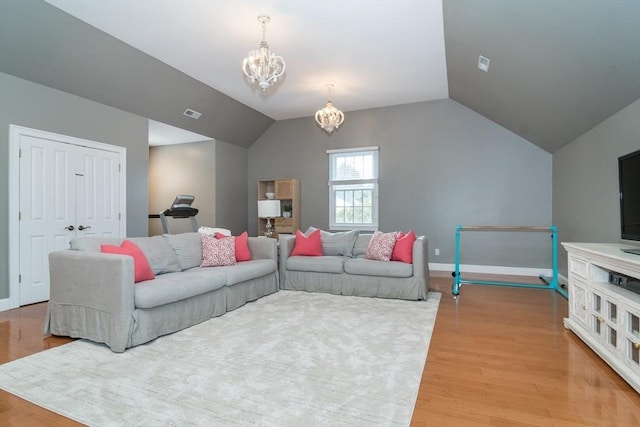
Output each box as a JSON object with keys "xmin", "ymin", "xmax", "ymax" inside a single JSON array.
[{"xmin": 562, "ymin": 242, "xmax": 640, "ymax": 394}]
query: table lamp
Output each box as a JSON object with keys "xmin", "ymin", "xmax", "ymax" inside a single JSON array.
[{"xmin": 257, "ymin": 200, "xmax": 281, "ymax": 238}]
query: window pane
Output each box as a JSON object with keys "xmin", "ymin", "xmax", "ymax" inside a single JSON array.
[
  {"xmin": 354, "ymin": 190, "xmax": 363, "ymax": 207},
  {"xmin": 345, "ymin": 207, "xmax": 353, "ymax": 223},
  {"xmin": 363, "ymin": 207, "xmax": 372, "ymax": 223},
  {"xmin": 354, "ymin": 207, "xmax": 363, "ymax": 223},
  {"xmin": 345, "ymin": 191, "xmax": 353, "ymax": 207}
]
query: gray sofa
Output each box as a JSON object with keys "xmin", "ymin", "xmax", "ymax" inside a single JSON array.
[
  {"xmin": 45, "ymin": 232, "xmax": 278, "ymax": 352},
  {"xmin": 279, "ymin": 232, "xmax": 429, "ymax": 300}
]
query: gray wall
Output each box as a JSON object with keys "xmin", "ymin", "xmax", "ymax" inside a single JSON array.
[
  {"xmin": 148, "ymin": 140, "xmax": 216, "ymax": 236},
  {"xmin": 148, "ymin": 138, "xmax": 249, "ymax": 236},
  {"xmin": 0, "ymin": 0, "xmax": 273, "ymax": 148},
  {"xmin": 248, "ymin": 99, "xmax": 553, "ymax": 269},
  {"xmin": 215, "ymin": 141, "xmax": 249, "ymax": 235},
  {"xmin": 553, "ymin": 99, "xmax": 640, "ymax": 275},
  {"xmin": 0, "ymin": 72, "xmax": 150, "ymax": 299}
]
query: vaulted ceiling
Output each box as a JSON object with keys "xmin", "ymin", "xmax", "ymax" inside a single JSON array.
[{"xmin": 1, "ymin": 0, "xmax": 639, "ymax": 152}]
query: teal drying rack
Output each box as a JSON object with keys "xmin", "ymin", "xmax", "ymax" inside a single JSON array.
[{"xmin": 452, "ymin": 225, "xmax": 567, "ymax": 298}]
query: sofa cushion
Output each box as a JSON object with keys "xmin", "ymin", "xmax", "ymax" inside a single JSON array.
[
  {"xmin": 128, "ymin": 236, "xmax": 182, "ymax": 275},
  {"xmin": 71, "ymin": 237, "xmax": 124, "ymax": 252},
  {"xmin": 352, "ymin": 234, "xmax": 373, "ymax": 258},
  {"xmin": 164, "ymin": 232, "xmax": 202, "ymax": 270},
  {"xmin": 134, "ymin": 268, "xmax": 226, "ymax": 309},
  {"xmin": 101, "ymin": 240, "xmax": 155, "ymax": 283},
  {"xmin": 307, "ymin": 227, "xmax": 359, "ymax": 256},
  {"xmin": 216, "ymin": 259, "xmax": 276, "ymax": 285},
  {"xmin": 365, "ymin": 231, "xmax": 398, "ymax": 261},
  {"xmin": 286, "ymin": 255, "xmax": 347, "ymax": 274},
  {"xmin": 344, "ymin": 258, "xmax": 413, "ymax": 278}
]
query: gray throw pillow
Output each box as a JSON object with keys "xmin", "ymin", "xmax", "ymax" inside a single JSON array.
[
  {"xmin": 163, "ymin": 232, "xmax": 202, "ymax": 270},
  {"xmin": 306, "ymin": 227, "xmax": 360, "ymax": 257}
]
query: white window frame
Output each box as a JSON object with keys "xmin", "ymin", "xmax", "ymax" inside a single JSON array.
[{"xmin": 327, "ymin": 146, "xmax": 379, "ymax": 231}]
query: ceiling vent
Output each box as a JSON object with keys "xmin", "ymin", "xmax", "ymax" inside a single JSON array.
[
  {"xmin": 183, "ymin": 108, "xmax": 202, "ymax": 119},
  {"xmin": 477, "ymin": 55, "xmax": 490, "ymax": 72}
]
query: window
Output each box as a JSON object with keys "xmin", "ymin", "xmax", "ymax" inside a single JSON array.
[{"xmin": 328, "ymin": 147, "xmax": 378, "ymax": 230}]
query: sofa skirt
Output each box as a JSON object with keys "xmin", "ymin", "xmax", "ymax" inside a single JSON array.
[{"xmin": 281, "ymin": 271, "xmax": 427, "ymax": 300}]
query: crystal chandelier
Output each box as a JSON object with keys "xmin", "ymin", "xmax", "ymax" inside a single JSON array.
[
  {"xmin": 315, "ymin": 84, "xmax": 345, "ymax": 134},
  {"xmin": 242, "ymin": 15, "xmax": 286, "ymax": 91}
]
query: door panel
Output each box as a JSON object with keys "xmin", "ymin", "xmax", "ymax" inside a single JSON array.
[
  {"xmin": 19, "ymin": 136, "xmax": 75, "ymax": 305},
  {"xmin": 75, "ymin": 148, "xmax": 120, "ymax": 238}
]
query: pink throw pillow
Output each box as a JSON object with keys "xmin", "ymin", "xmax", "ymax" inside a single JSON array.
[
  {"xmin": 101, "ymin": 240, "xmax": 155, "ymax": 283},
  {"xmin": 215, "ymin": 231, "xmax": 252, "ymax": 262},
  {"xmin": 365, "ymin": 231, "xmax": 398, "ymax": 261},
  {"xmin": 291, "ymin": 229, "xmax": 323, "ymax": 256},
  {"xmin": 201, "ymin": 234, "xmax": 236, "ymax": 267},
  {"xmin": 391, "ymin": 230, "xmax": 417, "ymax": 263}
]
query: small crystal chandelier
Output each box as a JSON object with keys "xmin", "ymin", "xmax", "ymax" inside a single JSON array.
[
  {"xmin": 242, "ymin": 15, "xmax": 286, "ymax": 91},
  {"xmin": 315, "ymin": 84, "xmax": 345, "ymax": 134}
]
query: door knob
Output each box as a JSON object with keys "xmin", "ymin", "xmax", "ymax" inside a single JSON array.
[
  {"xmin": 65, "ymin": 225, "xmax": 75, "ymax": 231},
  {"xmin": 78, "ymin": 225, "xmax": 92, "ymax": 231}
]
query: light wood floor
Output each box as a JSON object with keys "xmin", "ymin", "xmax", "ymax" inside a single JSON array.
[{"xmin": 1, "ymin": 275, "xmax": 639, "ymax": 426}]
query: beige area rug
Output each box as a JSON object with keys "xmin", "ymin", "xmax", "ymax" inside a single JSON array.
[{"xmin": 0, "ymin": 290, "xmax": 441, "ymax": 426}]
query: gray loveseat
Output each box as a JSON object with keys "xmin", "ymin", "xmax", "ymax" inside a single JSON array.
[
  {"xmin": 279, "ymin": 232, "xmax": 429, "ymax": 300},
  {"xmin": 45, "ymin": 232, "xmax": 278, "ymax": 352}
]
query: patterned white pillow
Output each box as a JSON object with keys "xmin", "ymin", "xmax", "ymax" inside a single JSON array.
[
  {"xmin": 365, "ymin": 231, "xmax": 398, "ymax": 261},
  {"xmin": 201, "ymin": 234, "xmax": 236, "ymax": 267}
]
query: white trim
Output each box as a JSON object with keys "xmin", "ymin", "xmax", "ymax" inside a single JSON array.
[
  {"xmin": 5, "ymin": 125, "xmax": 127, "ymax": 312},
  {"xmin": 429, "ymin": 262, "xmax": 553, "ymax": 278},
  {"xmin": 326, "ymin": 146, "xmax": 379, "ymax": 154}
]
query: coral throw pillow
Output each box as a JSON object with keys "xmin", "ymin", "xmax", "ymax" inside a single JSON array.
[
  {"xmin": 215, "ymin": 231, "xmax": 252, "ymax": 262},
  {"xmin": 201, "ymin": 234, "xmax": 236, "ymax": 267},
  {"xmin": 101, "ymin": 240, "xmax": 155, "ymax": 283},
  {"xmin": 291, "ymin": 229, "xmax": 323, "ymax": 256},
  {"xmin": 365, "ymin": 231, "xmax": 398, "ymax": 261},
  {"xmin": 391, "ymin": 230, "xmax": 417, "ymax": 263}
]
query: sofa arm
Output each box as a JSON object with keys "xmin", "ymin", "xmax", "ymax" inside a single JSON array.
[
  {"xmin": 247, "ymin": 237, "xmax": 277, "ymax": 261},
  {"xmin": 48, "ymin": 250, "xmax": 136, "ymax": 313},
  {"xmin": 46, "ymin": 250, "xmax": 136, "ymax": 352},
  {"xmin": 413, "ymin": 236, "xmax": 430, "ymax": 292},
  {"xmin": 278, "ymin": 234, "xmax": 296, "ymax": 270}
]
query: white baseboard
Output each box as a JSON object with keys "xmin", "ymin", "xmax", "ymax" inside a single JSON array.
[{"xmin": 429, "ymin": 263, "xmax": 553, "ymax": 278}]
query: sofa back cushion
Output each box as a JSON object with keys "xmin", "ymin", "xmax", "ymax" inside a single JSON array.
[
  {"xmin": 307, "ymin": 227, "xmax": 359, "ymax": 256},
  {"xmin": 164, "ymin": 232, "xmax": 202, "ymax": 270},
  {"xmin": 128, "ymin": 236, "xmax": 181, "ymax": 275},
  {"xmin": 71, "ymin": 237, "xmax": 124, "ymax": 252},
  {"xmin": 352, "ymin": 234, "xmax": 373, "ymax": 258}
]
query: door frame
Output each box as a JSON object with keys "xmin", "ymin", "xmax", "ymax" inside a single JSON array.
[{"xmin": 2, "ymin": 125, "xmax": 127, "ymax": 311}]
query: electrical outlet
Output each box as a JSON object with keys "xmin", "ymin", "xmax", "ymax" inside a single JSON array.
[{"xmin": 435, "ymin": 248, "xmax": 440, "ymax": 256}]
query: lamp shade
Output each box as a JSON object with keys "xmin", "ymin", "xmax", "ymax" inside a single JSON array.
[{"xmin": 258, "ymin": 200, "xmax": 281, "ymax": 218}]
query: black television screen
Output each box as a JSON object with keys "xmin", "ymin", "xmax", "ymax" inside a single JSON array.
[{"xmin": 619, "ymin": 149, "xmax": 640, "ymax": 242}]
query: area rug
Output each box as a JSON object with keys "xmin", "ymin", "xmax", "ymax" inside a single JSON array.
[{"xmin": 0, "ymin": 290, "xmax": 440, "ymax": 426}]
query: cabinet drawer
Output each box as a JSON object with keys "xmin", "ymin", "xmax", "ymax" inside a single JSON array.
[
  {"xmin": 570, "ymin": 256, "xmax": 589, "ymax": 279},
  {"xmin": 275, "ymin": 218, "xmax": 292, "ymax": 226}
]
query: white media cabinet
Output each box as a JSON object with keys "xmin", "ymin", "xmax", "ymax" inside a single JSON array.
[{"xmin": 562, "ymin": 242, "xmax": 640, "ymax": 393}]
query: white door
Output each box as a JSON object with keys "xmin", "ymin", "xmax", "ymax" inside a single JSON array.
[{"xmin": 18, "ymin": 133, "xmax": 123, "ymax": 305}]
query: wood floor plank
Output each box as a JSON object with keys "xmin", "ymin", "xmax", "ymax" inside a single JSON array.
[{"xmin": 1, "ymin": 275, "xmax": 639, "ymax": 426}]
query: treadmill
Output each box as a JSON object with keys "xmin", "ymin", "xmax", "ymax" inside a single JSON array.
[{"xmin": 158, "ymin": 195, "xmax": 199, "ymax": 234}]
